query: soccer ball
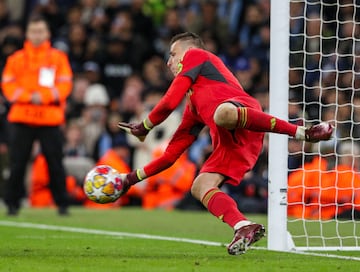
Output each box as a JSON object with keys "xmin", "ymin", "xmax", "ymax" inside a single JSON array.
[{"xmin": 83, "ymin": 165, "xmax": 125, "ymax": 204}]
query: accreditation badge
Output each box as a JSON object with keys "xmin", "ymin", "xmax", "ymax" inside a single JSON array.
[{"xmin": 38, "ymin": 67, "xmax": 55, "ymax": 87}]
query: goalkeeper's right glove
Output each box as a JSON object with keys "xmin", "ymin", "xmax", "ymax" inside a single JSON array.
[
  {"xmin": 119, "ymin": 170, "xmax": 143, "ymax": 197},
  {"xmin": 118, "ymin": 120, "xmax": 152, "ymax": 142}
]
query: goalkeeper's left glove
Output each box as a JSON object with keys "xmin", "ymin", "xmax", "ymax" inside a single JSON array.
[{"xmin": 118, "ymin": 120, "xmax": 152, "ymax": 142}]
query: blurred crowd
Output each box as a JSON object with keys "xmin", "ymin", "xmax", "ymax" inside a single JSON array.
[{"xmin": 0, "ymin": 0, "xmax": 358, "ymax": 216}]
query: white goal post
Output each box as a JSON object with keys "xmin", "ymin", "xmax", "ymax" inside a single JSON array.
[{"xmin": 268, "ymin": 0, "xmax": 360, "ymax": 251}]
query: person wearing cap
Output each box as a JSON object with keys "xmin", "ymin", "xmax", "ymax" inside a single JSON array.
[
  {"xmin": 1, "ymin": 15, "xmax": 73, "ymax": 216},
  {"xmin": 81, "ymin": 83, "xmax": 110, "ymax": 158}
]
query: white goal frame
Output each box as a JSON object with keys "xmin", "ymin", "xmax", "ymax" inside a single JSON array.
[{"xmin": 268, "ymin": 0, "xmax": 360, "ymax": 252}]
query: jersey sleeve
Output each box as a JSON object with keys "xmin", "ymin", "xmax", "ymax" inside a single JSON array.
[
  {"xmin": 148, "ymin": 75, "xmax": 191, "ymax": 126},
  {"xmin": 1, "ymin": 53, "xmax": 32, "ymax": 103},
  {"xmin": 144, "ymin": 105, "xmax": 204, "ymax": 177}
]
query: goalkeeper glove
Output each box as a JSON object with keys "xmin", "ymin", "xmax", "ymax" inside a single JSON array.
[
  {"xmin": 118, "ymin": 120, "xmax": 152, "ymax": 142},
  {"xmin": 119, "ymin": 170, "xmax": 143, "ymax": 197}
]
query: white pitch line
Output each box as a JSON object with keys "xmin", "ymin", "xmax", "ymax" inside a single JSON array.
[
  {"xmin": 290, "ymin": 250, "xmax": 360, "ymax": 262},
  {"xmin": 0, "ymin": 220, "xmax": 225, "ymax": 247},
  {"xmin": 1, "ymin": 220, "xmax": 360, "ymax": 262}
]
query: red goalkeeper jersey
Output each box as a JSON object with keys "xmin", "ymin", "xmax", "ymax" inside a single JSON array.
[{"xmin": 145, "ymin": 48, "xmax": 264, "ymax": 185}]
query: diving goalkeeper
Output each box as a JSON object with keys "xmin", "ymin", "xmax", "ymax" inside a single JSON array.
[{"xmin": 118, "ymin": 32, "xmax": 333, "ymax": 255}]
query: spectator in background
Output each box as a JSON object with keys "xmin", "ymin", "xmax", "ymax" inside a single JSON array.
[
  {"xmin": 63, "ymin": 119, "xmax": 95, "ymax": 186},
  {"xmin": 55, "ymin": 4, "xmax": 83, "ymax": 48},
  {"xmin": 109, "ymin": 8, "xmax": 152, "ymax": 70},
  {"xmin": 186, "ymin": 0, "xmax": 230, "ymax": 51},
  {"xmin": 287, "ymin": 148, "xmax": 330, "ymax": 219},
  {"xmin": 0, "ymin": 21, "xmax": 24, "ymax": 48},
  {"xmin": 83, "ymin": 35, "xmax": 104, "ymax": 63},
  {"xmin": 117, "ymin": 74, "xmax": 145, "ymax": 122},
  {"xmin": 78, "ymin": 0, "xmax": 102, "ymax": 26},
  {"xmin": 65, "ymin": 75, "xmax": 90, "ymax": 120},
  {"xmin": 320, "ymin": 141, "xmax": 360, "ymax": 220},
  {"xmin": 141, "ymin": 0, "xmax": 175, "ymax": 28},
  {"xmin": 83, "ymin": 60, "xmax": 102, "ymax": 84},
  {"xmin": 155, "ymin": 7, "xmax": 186, "ymax": 57},
  {"xmin": 101, "ymin": 35, "xmax": 134, "ymax": 100},
  {"xmin": 1, "ymin": 15, "xmax": 73, "ymax": 216},
  {"xmin": 86, "ymin": 4, "xmax": 109, "ymax": 37},
  {"xmin": 128, "ymin": 0, "xmax": 156, "ymax": 45},
  {"xmin": 352, "ymin": 94, "xmax": 360, "ymax": 140},
  {"xmin": 143, "ymin": 142, "xmax": 196, "ymax": 210},
  {"xmin": 244, "ymin": 23, "xmax": 270, "ymax": 71},
  {"xmin": 288, "ymin": 140, "xmax": 360, "ymax": 220},
  {"xmin": 232, "ymin": 57, "xmax": 254, "ymax": 94},
  {"xmin": 142, "ymin": 55, "xmax": 171, "ymax": 91},
  {"xmin": 0, "ymin": 0, "xmax": 11, "ymax": 31},
  {"xmin": 81, "ymin": 83, "xmax": 110, "ymax": 157},
  {"xmin": 237, "ymin": 3, "xmax": 264, "ymax": 53},
  {"xmin": 219, "ymin": 37, "xmax": 246, "ymax": 73},
  {"xmin": 92, "ymin": 111, "xmax": 129, "ymax": 162},
  {"xmin": 65, "ymin": 23, "xmax": 88, "ymax": 74}
]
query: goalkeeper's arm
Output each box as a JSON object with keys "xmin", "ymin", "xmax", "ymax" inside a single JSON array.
[
  {"xmin": 118, "ymin": 76, "xmax": 191, "ymax": 142},
  {"xmin": 121, "ymin": 109, "xmax": 203, "ymax": 194},
  {"xmin": 124, "ymin": 125, "xmax": 197, "ymax": 186},
  {"xmin": 121, "ymin": 134, "xmax": 195, "ymax": 194}
]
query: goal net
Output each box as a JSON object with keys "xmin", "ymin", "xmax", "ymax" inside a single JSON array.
[{"xmin": 268, "ymin": 0, "xmax": 360, "ymax": 251}]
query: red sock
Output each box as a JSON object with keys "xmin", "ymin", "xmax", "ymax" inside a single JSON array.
[
  {"xmin": 202, "ymin": 188, "xmax": 247, "ymax": 228},
  {"xmin": 237, "ymin": 107, "xmax": 298, "ymax": 136}
]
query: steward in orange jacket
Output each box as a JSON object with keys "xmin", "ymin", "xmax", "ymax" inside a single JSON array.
[
  {"xmin": 1, "ymin": 15, "xmax": 73, "ymax": 216},
  {"xmin": 2, "ymin": 42, "xmax": 72, "ymax": 126}
]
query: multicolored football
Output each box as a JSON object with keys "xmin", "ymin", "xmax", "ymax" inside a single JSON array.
[{"xmin": 83, "ymin": 165, "xmax": 125, "ymax": 204}]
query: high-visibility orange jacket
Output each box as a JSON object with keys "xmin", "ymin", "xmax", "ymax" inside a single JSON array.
[
  {"xmin": 29, "ymin": 154, "xmax": 86, "ymax": 207},
  {"xmin": 143, "ymin": 145, "xmax": 196, "ymax": 210},
  {"xmin": 287, "ymin": 156, "xmax": 328, "ymax": 219},
  {"xmin": 96, "ymin": 149, "xmax": 131, "ymax": 175},
  {"xmin": 1, "ymin": 40, "xmax": 72, "ymax": 126},
  {"xmin": 288, "ymin": 156, "xmax": 360, "ymax": 220},
  {"xmin": 317, "ymin": 164, "xmax": 360, "ymax": 219}
]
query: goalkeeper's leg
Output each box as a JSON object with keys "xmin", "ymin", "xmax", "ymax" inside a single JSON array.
[
  {"xmin": 214, "ymin": 102, "xmax": 298, "ymax": 136},
  {"xmin": 191, "ymin": 173, "xmax": 265, "ymax": 255},
  {"xmin": 213, "ymin": 102, "xmax": 333, "ymax": 142}
]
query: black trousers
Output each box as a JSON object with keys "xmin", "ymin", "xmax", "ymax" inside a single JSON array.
[{"xmin": 4, "ymin": 123, "xmax": 68, "ymax": 209}]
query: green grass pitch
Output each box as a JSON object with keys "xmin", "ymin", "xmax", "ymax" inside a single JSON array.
[{"xmin": 0, "ymin": 207, "xmax": 359, "ymax": 272}]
